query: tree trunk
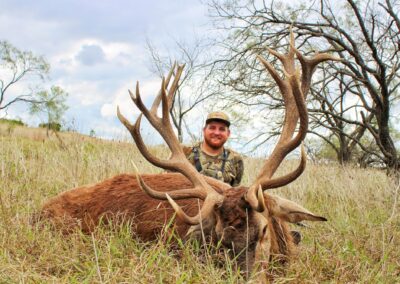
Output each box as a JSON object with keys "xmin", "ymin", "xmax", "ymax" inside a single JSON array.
[{"xmin": 337, "ymin": 135, "xmax": 352, "ymax": 164}]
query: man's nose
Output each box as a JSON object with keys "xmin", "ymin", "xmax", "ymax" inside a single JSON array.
[{"xmin": 211, "ymin": 129, "xmax": 222, "ymax": 134}]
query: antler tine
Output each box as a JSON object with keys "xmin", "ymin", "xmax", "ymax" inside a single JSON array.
[
  {"xmin": 118, "ymin": 104, "xmax": 171, "ymax": 171},
  {"xmin": 258, "ymin": 144, "xmax": 307, "ymax": 189},
  {"xmin": 131, "ymin": 160, "xmax": 207, "ymax": 200},
  {"xmin": 132, "ymin": 115, "xmax": 173, "ymax": 169},
  {"xmin": 266, "ymin": 29, "xmax": 296, "ymax": 75},
  {"xmin": 294, "ymin": 48, "xmax": 342, "ymax": 98},
  {"xmin": 256, "ymin": 55, "xmax": 287, "ymax": 94},
  {"xmin": 150, "ymin": 63, "xmax": 185, "ymax": 113},
  {"xmin": 128, "ymin": 83, "xmax": 158, "ymax": 125},
  {"xmin": 150, "ymin": 62, "xmax": 175, "ymax": 113},
  {"xmin": 167, "ymin": 63, "xmax": 185, "ymax": 107},
  {"xmin": 166, "ymin": 193, "xmax": 219, "ymax": 225}
]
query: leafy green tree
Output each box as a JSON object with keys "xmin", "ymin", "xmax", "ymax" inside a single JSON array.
[
  {"xmin": 0, "ymin": 40, "xmax": 50, "ymax": 111},
  {"xmin": 89, "ymin": 129, "xmax": 96, "ymax": 137},
  {"xmin": 30, "ymin": 86, "xmax": 69, "ymax": 135}
]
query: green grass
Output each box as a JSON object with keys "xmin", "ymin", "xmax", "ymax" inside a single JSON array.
[{"xmin": 0, "ymin": 127, "xmax": 399, "ymax": 283}]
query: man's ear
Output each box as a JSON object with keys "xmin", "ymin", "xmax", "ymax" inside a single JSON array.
[
  {"xmin": 227, "ymin": 128, "xmax": 231, "ymax": 137},
  {"xmin": 263, "ymin": 193, "xmax": 327, "ymax": 223}
]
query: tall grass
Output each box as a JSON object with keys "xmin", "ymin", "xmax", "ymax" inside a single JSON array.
[{"xmin": 0, "ymin": 126, "xmax": 399, "ymax": 283}]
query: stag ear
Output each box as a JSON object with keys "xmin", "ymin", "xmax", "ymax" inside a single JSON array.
[{"xmin": 264, "ymin": 193, "xmax": 327, "ymax": 223}]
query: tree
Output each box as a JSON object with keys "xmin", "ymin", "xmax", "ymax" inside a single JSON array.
[
  {"xmin": 145, "ymin": 37, "xmax": 217, "ymax": 143},
  {"xmin": 307, "ymin": 68, "xmax": 377, "ymax": 164},
  {"xmin": 30, "ymin": 86, "xmax": 69, "ymax": 135},
  {"xmin": 207, "ymin": 0, "xmax": 400, "ymax": 170},
  {"xmin": 0, "ymin": 40, "xmax": 50, "ymax": 112}
]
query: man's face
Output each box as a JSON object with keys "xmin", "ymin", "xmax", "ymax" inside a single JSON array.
[{"xmin": 203, "ymin": 121, "xmax": 231, "ymax": 149}]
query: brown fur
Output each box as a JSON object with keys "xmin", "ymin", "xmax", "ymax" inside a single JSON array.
[
  {"xmin": 40, "ymin": 173, "xmax": 218, "ymax": 239},
  {"xmin": 268, "ymin": 216, "xmax": 295, "ymax": 264}
]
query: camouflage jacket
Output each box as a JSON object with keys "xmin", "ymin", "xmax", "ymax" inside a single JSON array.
[{"xmin": 183, "ymin": 143, "xmax": 244, "ymax": 186}]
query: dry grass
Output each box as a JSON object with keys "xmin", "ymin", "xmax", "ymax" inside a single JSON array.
[{"xmin": 1, "ymin": 125, "xmax": 399, "ymax": 283}]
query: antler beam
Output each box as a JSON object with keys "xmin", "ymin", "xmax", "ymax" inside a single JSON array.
[
  {"xmin": 117, "ymin": 64, "xmax": 223, "ymax": 224},
  {"xmin": 246, "ymin": 31, "xmax": 341, "ymax": 210}
]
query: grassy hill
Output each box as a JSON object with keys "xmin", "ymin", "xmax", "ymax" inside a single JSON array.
[{"xmin": 0, "ymin": 124, "xmax": 399, "ymax": 283}]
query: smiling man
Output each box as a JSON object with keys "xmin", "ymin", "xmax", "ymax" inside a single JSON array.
[{"xmin": 184, "ymin": 111, "xmax": 244, "ymax": 186}]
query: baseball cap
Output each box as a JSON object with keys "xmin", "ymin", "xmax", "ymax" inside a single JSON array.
[{"xmin": 205, "ymin": 111, "xmax": 230, "ymax": 127}]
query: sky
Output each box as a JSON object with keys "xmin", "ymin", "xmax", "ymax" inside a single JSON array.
[{"xmin": 0, "ymin": 0, "xmax": 212, "ymax": 141}]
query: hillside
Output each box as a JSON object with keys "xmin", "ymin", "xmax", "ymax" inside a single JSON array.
[{"xmin": 0, "ymin": 124, "xmax": 399, "ymax": 282}]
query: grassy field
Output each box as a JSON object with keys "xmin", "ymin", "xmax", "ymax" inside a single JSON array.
[{"xmin": 0, "ymin": 123, "xmax": 399, "ymax": 283}]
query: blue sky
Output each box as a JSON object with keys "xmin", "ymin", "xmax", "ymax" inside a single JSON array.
[{"xmin": 1, "ymin": 0, "xmax": 212, "ymax": 140}]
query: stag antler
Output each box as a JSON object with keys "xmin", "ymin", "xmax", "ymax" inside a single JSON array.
[
  {"xmin": 246, "ymin": 31, "xmax": 341, "ymax": 210},
  {"xmin": 117, "ymin": 64, "xmax": 224, "ymax": 225}
]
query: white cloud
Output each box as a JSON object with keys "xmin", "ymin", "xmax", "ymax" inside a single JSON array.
[
  {"xmin": 100, "ymin": 103, "xmax": 116, "ymax": 118},
  {"xmin": 61, "ymin": 81, "xmax": 105, "ymax": 106},
  {"xmin": 75, "ymin": 44, "xmax": 106, "ymax": 66}
]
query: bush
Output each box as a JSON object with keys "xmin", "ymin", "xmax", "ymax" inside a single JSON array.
[
  {"xmin": 0, "ymin": 118, "xmax": 25, "ymax": 127},
  {"xmin": 38, "ymin": 122, "xmax": 61, "ymax": 131}
]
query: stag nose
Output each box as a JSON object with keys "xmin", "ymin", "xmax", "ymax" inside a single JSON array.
[{"xmin": 219, "ymin": 226, "xmax": 237, "ymax": 248}]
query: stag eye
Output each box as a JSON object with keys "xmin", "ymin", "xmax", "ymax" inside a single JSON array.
[
  {"xmin": 240, "ymin": 197, "xmax": 252, "ymax": 209},
  {"xmin": 214, "ymin": 203, "xmax": 222, "ymax": 210},
  {"xmin": 262, "ymin": 225, "xmax": 268, "ymax": 235}
]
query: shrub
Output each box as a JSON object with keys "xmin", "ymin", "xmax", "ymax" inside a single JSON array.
[
  {"xmin": 38, "ymin": 122, "xmax": 61, "ymax": 131},
  {"xmin": 0, "ymin": 118, "xmax": 25, "ymax": 126}
]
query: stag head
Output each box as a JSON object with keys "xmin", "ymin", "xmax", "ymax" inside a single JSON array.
[{"xmin": 117, "ymin": 32, "xmax": 338, "ymax": 275}]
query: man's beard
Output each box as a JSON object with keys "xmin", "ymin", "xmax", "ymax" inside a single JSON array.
[{"xmin": 204, "ymin": 136, "xmax": 226, "ymax": 150}]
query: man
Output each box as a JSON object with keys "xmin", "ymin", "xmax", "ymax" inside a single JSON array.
[{"xmin": 184, "ymin": 111, "xmax": 244, "ymax": 186}]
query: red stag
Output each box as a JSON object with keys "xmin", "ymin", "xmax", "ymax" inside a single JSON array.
[{"xmin": 39, "ymin": 33, "xmax": 338, "ymax": 276}]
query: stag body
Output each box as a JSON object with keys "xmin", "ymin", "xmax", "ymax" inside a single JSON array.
[
  {"xmin": 40, "ymin": 172, "xmax": 300, "ymax": 272},
  {"xmin": 41, "ymin": 173, "xmax": 222, "ymax": 239},
  {"xmin": 39, "ymin": 32, "xmax": 338, "ymax": 277}
]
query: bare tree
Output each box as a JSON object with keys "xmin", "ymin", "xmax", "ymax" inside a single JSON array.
[
  {"xmin": 207, "ymin": 0, "xmax": 400, "ymax": 171},
  {"xmin": 307, "ymin": 68, "xmax": 379, "ymax": 164},
  {"xmin": 145, "ymin": 37, "xmax": 217, "ymax": 143},
  {"xmin": 0, "ymin": 41, "xmax": 50, "ymax": 112}
]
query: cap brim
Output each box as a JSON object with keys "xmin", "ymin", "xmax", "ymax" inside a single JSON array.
[{"xmin": 205, "ymin": 118, "xmax": 230, "ymax": 127}]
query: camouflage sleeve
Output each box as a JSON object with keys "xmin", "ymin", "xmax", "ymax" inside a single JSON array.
[{"xmin": 232, "ymin": 155, "xmax": 244, "ymax": 186}]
